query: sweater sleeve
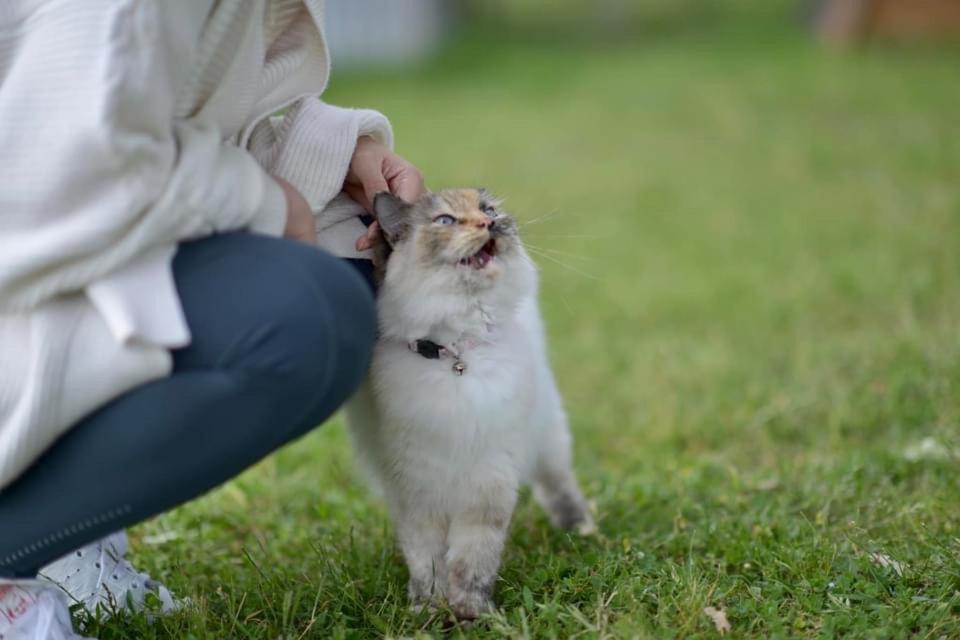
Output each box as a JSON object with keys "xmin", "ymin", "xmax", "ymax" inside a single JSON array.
[
  {"xmin": 263, "ymin": 98, "xmax": 393, "ymax": 210},
  {"xmin": 252, "ymin": 97, "xmax": 393, "ymax": 259},
  {"xmin": 0, "ymin": 0, "xmax": 287, "ymax": 313}
]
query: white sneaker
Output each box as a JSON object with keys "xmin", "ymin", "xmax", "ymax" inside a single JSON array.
[
  {"xmin": 0, "ymin": 579, "xmax": 93, "ymax": 640},
  {"xmin": 38, "ymin": 531, "xmax": 177, "ymax": 618}
]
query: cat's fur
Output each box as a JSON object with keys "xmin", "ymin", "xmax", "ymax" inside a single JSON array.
[{"xmin": 346, "ymin": 188, "xmax": 594, "ymax": 620}]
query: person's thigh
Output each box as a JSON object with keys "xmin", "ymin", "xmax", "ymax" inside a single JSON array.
[
  {"xmin": 0, "ymin": 233, "xmax": 375, "ymax": 577},
  {"xmin": 171, "ymin": 233, "xmax": 376, "ymax": 419}
]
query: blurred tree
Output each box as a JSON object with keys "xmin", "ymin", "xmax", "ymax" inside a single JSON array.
[
  {"xmin": 460, "ymin": 0, "xmax": 741, "ymax": 38},
  {"xmin": 815, "ymin": 0, "xmax": 960, "ymax": 45},
  {"xmin": 325, "ymin": 0, "xmax": 457, "ymax": 68}
]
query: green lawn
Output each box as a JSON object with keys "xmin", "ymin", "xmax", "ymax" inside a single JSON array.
[{"xmin": 94, "ymin": 13, "xmax": 960, "ymax": 640}]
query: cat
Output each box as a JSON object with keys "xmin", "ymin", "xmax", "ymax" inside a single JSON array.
[{"xmin": 345, "ymin": 188, "xmax": 594, "ymax": 621}]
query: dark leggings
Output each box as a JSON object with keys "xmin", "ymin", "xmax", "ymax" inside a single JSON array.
[{"xmin": 0, "ymin": 233, "xmax": 376, "ymax": 577}]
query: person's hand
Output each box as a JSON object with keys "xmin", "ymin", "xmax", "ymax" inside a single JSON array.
[
  {"xmin": 344, "ymin": 136, "xmax": 425, "ymax": 251},
  {"xmin": 274, "ymin": 176, "xmax": 316, "ymax": 245}
]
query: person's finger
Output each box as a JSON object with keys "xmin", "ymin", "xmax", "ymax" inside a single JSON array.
[
  {"xmin": 384, "ymin": 155, "xmax": 425, "ymax": 203},
  {"xmin": 355, "ymin": 223, "xmax": 372, "ymax": 251},
  {"xmin": 390, "ymin": 168, "xmax": 425, "ymax": 203},
  {"xmin": 344, "ymin": 183, "xmax": 370, "ymax": 212},
  {"xmin": 356, "ymin": 221, "xmax": 381, "ymax": 251},
  {"xmin": 352, "ymin": 157, "xmax": 389, "ymax": 213}
]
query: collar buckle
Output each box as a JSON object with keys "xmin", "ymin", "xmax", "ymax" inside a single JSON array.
[{"xmin": 410, "ymin": 339, "xmax": 467, "ymax": 376}]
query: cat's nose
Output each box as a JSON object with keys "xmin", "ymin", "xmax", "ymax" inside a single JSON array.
[{"xmin": 477, "ymin": 219, "xmax": 494, "ymax": 230}]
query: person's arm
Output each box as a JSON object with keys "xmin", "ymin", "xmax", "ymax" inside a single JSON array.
[
  {"xmin": 238, "ymin": 2, "xmax": 424, "ymax": 259},
  {"xmin": 253, "ymin": 97, "xmax": 394, "ymax": 217},
  {"xmin": 254, "ymin": 97, "xmax": 424, "ymax": 256},
  {"xmin": 0, "ymin": 0, "xmax": 288, "ymax": 313}
]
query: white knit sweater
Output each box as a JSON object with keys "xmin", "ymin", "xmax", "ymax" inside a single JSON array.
[{"xmin": 0, "ymin": 0, "xmax": 392, "ymax": 490}]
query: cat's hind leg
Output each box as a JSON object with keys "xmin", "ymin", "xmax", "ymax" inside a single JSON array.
[
  {"xmin": 396, "ymin": 509, "xmax": 449, "ymax": 609},
  {"xmin": 445, "ymin": 490, "xmax": 517, "ymax": 620},
  {"xmin": 532, "ymin": 408, "xmax": 595, "ymax": 534}
]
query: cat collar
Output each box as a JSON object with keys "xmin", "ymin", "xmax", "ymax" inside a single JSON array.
[{"xmin": 409, "ymin": 339, "xmax": 467, "ymax": 376}]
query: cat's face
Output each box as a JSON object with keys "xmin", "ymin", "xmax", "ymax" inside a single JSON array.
[{"xmin": 374, "ymin": 189, "xmax": 528, "ymax": 290}]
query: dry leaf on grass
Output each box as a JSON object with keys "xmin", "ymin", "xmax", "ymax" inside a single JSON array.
[
  {"xmin": 869, "ymin": 552, "xmax": 905, "ymax": 577},
  {"xmin": 704, "ymin": 606, "xmax": 731, "ymax": 635}
]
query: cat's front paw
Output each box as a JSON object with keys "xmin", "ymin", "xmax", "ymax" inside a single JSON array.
[
  {"xmin": 449, "ymin": 591, "xmax": 495, "ymax": 621},
  {"xmin": 574, "ymin": 508, "xmax": 598, "ymax": 536},
  {"xmin": 408, "ymin": 599, "xmax": 441, "ymax": 616},
  {"xmin": 408, "ymin": 579, "xmax": 445, "ymax": 614}
]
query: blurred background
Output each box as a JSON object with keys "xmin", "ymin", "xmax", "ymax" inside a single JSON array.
[
  {"xmin": 325, "ymin": 0, "xmax": 960, "ymax": 67},
  {"xmin": 320, "ymin": 0, "xmax": 960, "ymax": 467},
  {"xmin": 134, "ymin": 3, "xmax": 960, "ymax": 636}
]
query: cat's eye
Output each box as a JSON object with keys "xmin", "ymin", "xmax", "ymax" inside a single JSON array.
[
  {"xmin": 480, "ymin": 203, "xmax": 496, "ymax": 215},
  {"xmin": 433, "ymin": 214, "xmax": 457, "ymax": 226}
]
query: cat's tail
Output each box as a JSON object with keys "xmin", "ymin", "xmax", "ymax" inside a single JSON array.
[{"xmin": 531, "ymin": 390, "xmax": 596, "ymax": 535}]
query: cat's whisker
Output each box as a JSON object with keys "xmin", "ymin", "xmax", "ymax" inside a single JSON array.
[
  {"xmin": 517, "ymin": 208, "xmax": 574, "ymax": 227},
  {"xmin": 522, "ymin": 242, "xmax": 594, "ymax": 263},
  {"xmin": 517, "ymin": 209, "xmax": 558, "ymax": 225},
  {"xmin": 521, "ymin": 233, "xmax": 608, "ymax": 240},
  {"xmin": 540, "ymin": 280, "xmax": 577, "ymax": 316},
  {"xmin": 519, "ymin": 253, "xmax": 579, "ymax": 315},
  {"xmin": 558, "ymin": 291, "xmax": 575, "ymax": 315},
  {"xmin": 525, "ymin": 246, "xmax": 600, "ymax": 280}
]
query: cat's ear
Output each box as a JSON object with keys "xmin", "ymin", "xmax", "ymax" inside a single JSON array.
[
  {"xmin": 373, "ymin": 192, "xmax": 411, "ymax": 246},
  {"xmin": 477, "ymin": 187, "xmax": 502, "ymax": 209}
]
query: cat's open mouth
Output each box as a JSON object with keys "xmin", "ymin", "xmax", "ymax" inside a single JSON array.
[{"xmin": 458, "ymin": 239, "xmax": 497, "ymax": 270}]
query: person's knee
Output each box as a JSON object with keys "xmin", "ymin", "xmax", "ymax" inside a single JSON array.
[{"xmin": 299, "ymin": 253, "xmax": 377, "ymax": 394}]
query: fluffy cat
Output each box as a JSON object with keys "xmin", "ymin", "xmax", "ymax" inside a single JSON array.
[{"xmin": 346, "ymin": 188, "xmax": 594, "ymax": 620}]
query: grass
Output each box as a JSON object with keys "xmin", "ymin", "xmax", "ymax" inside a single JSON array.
[{"xmin": 90, "ymin": 10, "xmax": 960, "ymax": 639}]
